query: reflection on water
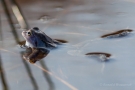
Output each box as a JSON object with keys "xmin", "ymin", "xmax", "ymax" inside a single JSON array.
[
  {"xmin": 22, "ymin": 48, "xmax": 49, "ymax": 63},
  {"xmin": 11, "ymin": 0, "xmax": 29, "ymax": 29}
]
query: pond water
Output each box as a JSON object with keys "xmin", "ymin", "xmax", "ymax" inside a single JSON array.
[{"xmin": 0, "ymin": 0, "xmax": 135, "ymax": 90}]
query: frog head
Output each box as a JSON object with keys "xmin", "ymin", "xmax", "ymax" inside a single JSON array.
[{"xmin": 22, "ymin": 27, "xmax": 58, "ymax": 49}]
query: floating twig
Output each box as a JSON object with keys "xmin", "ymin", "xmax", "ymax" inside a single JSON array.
[
  {"xmin": 86, "ymin": 52, "xmax": 111, "ymax": 61},
  {"xmin": 101, "ymin": 29, "xmax": 133, "ymax": 38}
]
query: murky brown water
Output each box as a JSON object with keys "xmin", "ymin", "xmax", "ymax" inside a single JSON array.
[{"xmin": 0, "ymin": 0, "xmax": 135, "ymax": 90}]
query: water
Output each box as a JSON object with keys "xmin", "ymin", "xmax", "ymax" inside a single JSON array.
[{"xmin": 0, "ymin": 0, "xmax": 135, "ymax": 90}]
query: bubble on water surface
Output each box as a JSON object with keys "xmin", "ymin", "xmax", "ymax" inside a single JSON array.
[
  {"xmin": 39, "ymin": 15, "xmax": 51, "ymax": 23},
  {"xmin": 55, "ymin": 6, "xmax": 64, "ymax": 11}
]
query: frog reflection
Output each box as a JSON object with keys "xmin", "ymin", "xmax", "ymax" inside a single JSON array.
[
  {"xmin": 23, "ymin": 48, "xmax": 49, "ymax": 63},
  {"xmin": 21, "ymin": 27, "xmax": 61, "ymax": 63}
]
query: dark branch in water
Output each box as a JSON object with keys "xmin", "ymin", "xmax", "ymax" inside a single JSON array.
[
  {"xmin": 101, "ymin": 29, "xmax": 133, "ymax": 38},
  {"xmin": 40, "ymin": 60, "xmax": 55, "ymax": 90},
  {"xmin": 10, "ymin": 0, "xmax": 29, "ymax": 29},
  {"xmin": 1, "ymin": 0, "xmax": 20, "ymax": 43},
  {"xmin": 0, "ymin": 14, "xmax": 9, "ymax": 90},
  {"xmin": 0, "ymin": 53, "xmax": 9, "ymax": 90},
  {"xmin": 0, "ymin": 14, "xmax": 2, "ymax": 41}
]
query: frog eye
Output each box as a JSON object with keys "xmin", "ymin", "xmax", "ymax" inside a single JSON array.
[{"xmin": 27, "ymin": 31, "xmax": 32, "ymax": 36}]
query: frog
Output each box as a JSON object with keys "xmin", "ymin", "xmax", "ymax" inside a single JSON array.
[
  {"xmin": 22, "ymin": 27, "xmax": 61, "ymax": 49},
  {"xmin": 21, "ymin": 27, "xmax": 61, "ymax": 63}
]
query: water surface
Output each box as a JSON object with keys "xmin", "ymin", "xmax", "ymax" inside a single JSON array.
[{"xmin": 0, "ymin": 0, "xmax": 135, "ymax": 90}]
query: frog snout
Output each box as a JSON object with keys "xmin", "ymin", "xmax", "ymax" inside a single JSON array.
[{"xmin": 22, "ymin": 31, "xmax": 27, "ymax": 37}]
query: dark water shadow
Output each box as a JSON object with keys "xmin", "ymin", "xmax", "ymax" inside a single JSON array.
[
  {"xmin": 0, "ymin": 52, "xmax": 9, "ymax": 90},
  {"xmin": 40, "ymin": 60, "xmax": 55, "ymax": 90},
  {"xmin": 0, "ymin": 13, "xmax": 9, "ymax": 90}
]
